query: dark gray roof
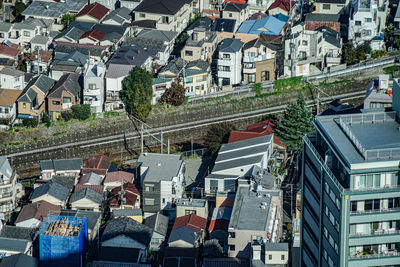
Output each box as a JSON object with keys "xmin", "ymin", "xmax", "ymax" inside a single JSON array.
[
  {"xmin": 206, "ymin": 173, "xmax": 237, "ymax": 180},
  {"xmin": 0, "ymin": 22, "xmax": 12, "ymax": 33},
  {"xmin": 134, "ymin": 0, "xmax": 193, "ymax": 15},
  {"xmin": 105, "ymin": 46, "xmax": 153, "ymax": 79},
  {"xmin": 265, "ymin": 242, "xmax": 289, "ymax": 251},
  {"xmin": 185, "ymin": 60, "xmax": 210, "ymax": 73},
  {"xmin": 24, "ymin": 17, "xmax": 53, "ymax": 29},
  {"xmin": 203, "ymin": 258, "xmax": 249, "ymax": 267},
  {"xmin": 104, "ymin": 7, "xmax": 132, "ymax": 24},
  {"xmin": 53, "ymin": 51, "xmax": 88, "ymax": 69},
  {"xmin": 54, "ymin": 44, "xmax": 104, "ymax": 58},
  {"xmin": 0, "ymin": 237, "xmax": 29, "ymax": 253},
  {"xmin": 113, "ymin": 208, "xmax": 142, "ymax": 217},
  {"xmin": 40, "ymin": 158, "xmax": 83, "ymax": 172},
  {"xmin": 224, "ymin": 2, "xmax": 247, "ymax": 12},
  {"xmin": 216, "ymin": 144, "xmax": 270, "ymax": 163},
  {"xmin": 0, "ymin": 225, "xmax": 38, "ymax": 243},
  {"xmin": 136, "ymin": 29, "xmax": 178, "ymax": 42},
  {"xmin": 51, "ymin": 175, "xmax": 75, "ymax": 190},
  {"xmin": 317, "ymin": 26, "xmax": 340, "ymax": 47},
  {"xmin": 159, "ymin": 57, "xmax": 185, "ymax": 75},
  {"xmin": 59, "ymin": 209, "xmax": 101, "ymax": 232},
  {"xmin": 31, "ymin": 35, "xmax": 49, "ymax": 45},
  {"xmin": 56, "ymin": 27, "xmax": 85, "ymax": 42},
  {"xmin": 0, "ymin": 253, "xmax": 38, "ymax": 267},
  {"xmin": 203, "ymin": 239, "xmax": 224, "ymax": 258},
  {"xmin": 130, "ymin": 19, "xmax": 157, "ymax": 29},
  {"xmin": 218, "ymin": 38, "xmax": 243, "ymax": 53},
  {"xmin": 22, "ymin": 0, "xmax": 87, "ymax": 19},
  {"xmin": 70, "ymin": 188, "xmax": 103, "ymax": 204},
  {"xmin": 0, "ymin": 68, "xmax": 24, "ymax": 77},
  {"xmin": 18, "ymin": 75, "xmax": 55, "ymax": 103},
  {"xmin": 187, "ymin": 17, "xmax": 213, "ymax": 31},
  {"xmin": 13, "ymin": 23, "xmax": 36, "ymax": 31},
  {"xmin": 124, "ymin": 36, "xmax": 167, "ymax": 53},
  {"xmin": 305, "ymin": 13, "xmax": 340, "ymax": 22},
  {"xmin": 168, "ymin": 226, "xmax": 197, "ymax": 245},
  {"xmin": 144, "ymin": 212, "xmax": 168, "ymax": 236},
  {"xmin": 102, "ymin": 217, "xmax": 152, "ymax": 246},
  {"xmin": 93, "ymin": 24, "xmax": 128, "ymax": 41},
  {"xmin": 30, "ymin": 181, "xmax": 70, "ymax": 202},
  {"xmin": 212, "ymin": 18, "xmax": 236, "ymax": 32},
  {"xmin": 47, "ymin": 73, "xmax": 81, "ymax": 98}
]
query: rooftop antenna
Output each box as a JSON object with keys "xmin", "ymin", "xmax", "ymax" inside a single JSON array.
[{"xmin": 36, "ymin": 46, "xmax": 42, "ymax": 75}]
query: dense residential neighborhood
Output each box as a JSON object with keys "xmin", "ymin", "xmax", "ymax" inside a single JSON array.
[{"xmin": 0, "ymin": 0, "xmax": 400, "ymax": 266}]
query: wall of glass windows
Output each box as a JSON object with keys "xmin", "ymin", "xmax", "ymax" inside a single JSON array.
[
  {"xmin": 350, "ymin": 220, "xmax": 400, "ymax": 236},
  {"xmin": 350, "ymin": 197, "xmax": 400, "ymax": 214},
  {"xmin": 349, "ymin": 243, "xmax": 400, "ymax": 258},
  {"xmin": 351, "ymin": 172, "xmax": 399, "ymax": 190}
]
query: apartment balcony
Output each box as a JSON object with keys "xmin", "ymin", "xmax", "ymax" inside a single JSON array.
[
  {"xmin": 84, "ymin": 88, "xmax": 101, "ymax": 96},
  {"xmin": 349, "ymin": 250, "xmax": 400, "ymax": 266},
  {"xmin": 243, "ymin": 54, "xmax": 272, "ymax": 63},
  {"xmin": 350, "ymin": 208, "xmax": 400, "ymax": 224},
  {"xmin": 349, "ymin": 229, "xmax": 400, "ymax": 246},
  {"xmin": 243, "ymin": 68, "xmax": 256, "ymax": 74}
]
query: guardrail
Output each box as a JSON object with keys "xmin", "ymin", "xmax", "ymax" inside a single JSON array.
[{"xmin": 188, "ymin": 55, "xmax": 398, "ymax": 103}]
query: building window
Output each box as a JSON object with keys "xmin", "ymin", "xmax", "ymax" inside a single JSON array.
[
  {"xmin": 323, "ymin": 3, "xmax": 330, "ymax": 9},
  {"xmin": 162, "ymin": 16, "xmax": 169, "ymax": 23},
  {"xmin": 223, "ymin": 53, "xmax": 230, "ymax": 59},
  {"xmin": 144, "ymin": 198, "xmax": 154, "ymax": 205},
  {"xmin": 23, "ymin": 103, "xmax": 26, "ymax": 109},
  {"xmin": 0, "ymin": 33, "xmax": 3, "ymax": 38},
  {"xmin": 145, "ymin": 186, "xmax": 154, "ymax": 192},
  {"xmin": 229, "ymin": 245, "xmax": 235, "ymax": 251},
  {"xmin": 281, "ymin": 255, "xmax": 285, "ymax": 260},
  {"xmin": 355, "ymin": 21, "xmax": 361, "ymax": 26},
  {"xmin": 139, "ymin": 13, "xmax": 145, "ymax": 18},
  {"xmin": 229, "ymin": 232, "xmax": 235, "ymax": 238},
  {"xmin": 262, "ymin": 71, "xmax": 270, "ymax": 81},
  {"xmin": 185, "ymin": 209, "xmax": 196, "ymax": 215},
  {"xmin": 248, "ymin": 52, "xmax": 256, "ymax": 57},
  {"xmin": 220, "ymin": 66, "xmax": 230, "ymax": 71},
  {"xmin": 268, "ymin": 254, "xmax": 272, "ymax": 260},
  {"xmin": 355, "ymin": 33, "xmax": 361, "ymax": 38},
  {"xmin": 364, "ymin": 30, "xmax": 372, "ymax": 36},
  {"xmin": 89, "ymin": 84, "xmax": 96, "ymax": 89},
  {"xmin": 185, "ymin": 77, "xmax": 193, "ymax": 83},
  {"xmin": 302, "ymin": 40, "xmax": 308, "ymax": 46},
  {"xmin": 210, "ymin": 179, "xmax": 218, "ymax": 192},
  {"xmin": 162, "ymin": 198, "xmax": 165, "ymax": 204},
  {"xmin": 365, "ymin": 17, "xmax": 372, "ymax": 22},
  {"xmin": 52, "ymin": 101, "xmax": 60, "ymax": 105},
  {"xmin": 23, "ymin": 31, "xmax": 30, "ymax": 37},
  {"xmin": 229, "ymin": 13, "xmax": 233, "ymax": 17},
  {"xmin": 248, "ymin": 74, "xmax": 256, "ymax": 83},
  {"xmin": 63, "ymin": 97, "xmax": 71, "ymax": 103},
  {"xmin": 185, "ymin": 50, "xmax": 193, "ymax": 56},
  {"xmin": 4, "ymin": 108, "xmax": 8, "ymax": 114},
  {"xmin": 193, "ymin": 33, "xmax": 198, "ymax": 41}
]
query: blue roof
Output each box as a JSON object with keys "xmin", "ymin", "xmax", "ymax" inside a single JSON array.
[
  {"xmin": 237, "ymin": 16, "xmax": 286, "ymax": 35},
  {"xmin": 153, "ymin": 78, "xmax": 172, "ymax": 85},
  {"xmin": 371, "ymin": 33, "xmax": 384, "ymax": 41},
  {"xmin": 273, "ymin": 13, "xmax": 289, "ymax": 22}
]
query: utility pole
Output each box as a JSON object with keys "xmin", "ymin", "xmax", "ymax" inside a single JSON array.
[
  {"xmin": 191, "ymin": 136, "xmax": 193, "ymax": 158},
  {"xmin": 140, "ymin": 124, "xmax": 144, "ymax": 153},
  {"xmin": 160, "ymin": 131, "xmax": 163, "ymax": 154},
  {"xmin": 290, "ymin": 183, "xmax": 293, "ymax": 219}
]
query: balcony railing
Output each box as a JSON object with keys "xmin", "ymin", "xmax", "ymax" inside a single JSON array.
[
  {"xmin": 350, "ymin": 207, "xmax": 400, "ymax": 215},
  {"xmin": 349, "ymin": 228, "xmax": 400, "ymax": 237},
  {"xmin": 347, "ymin": 184, "xmax": 400, "ymax": 192},
  {"xmin": 62, "ymin": 103, "xmax": 72, "ymax": 109},
  {"xmin": 349, "ymin": 250, "xmax": 399, "ymax": 260}
]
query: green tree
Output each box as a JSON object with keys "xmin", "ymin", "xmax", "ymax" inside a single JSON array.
[
  {"xmin": 274, "ymin": 94, "xmax": 314, "ymax": 152},
  {"xmin": 61, "ymin": 14, "xmax": 76, "ymax": 27},
  {"xmin": 121, "ymin": 66, "xmax": 153, "ymax": 122},
  {"xmin": 42, "ymin": 112, "xmax": 51, "ymax": 127},
  {"xmin": 14, "ymin": 2, "xmax": 26, "ymax": 17},
  {"xmin": 71, "ymin": 104, "xmax": 91, "ymax": 120},
  {"xmin": 22, "ymin": 118, "xmax": 38, "ymax": 128},
  {"xmin": 161, "ymin": 80, "xmax": 186, "ymax": 106},
  {"xmin": 203, "ymin": 122, "xmax": 236, "ymax": 152}
]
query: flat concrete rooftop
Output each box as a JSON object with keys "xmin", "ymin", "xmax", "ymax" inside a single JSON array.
[{"xmin": 316, "ymin": 111, "xmax": 400, "ymax": 164}]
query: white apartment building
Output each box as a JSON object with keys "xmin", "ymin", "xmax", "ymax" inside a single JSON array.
[
  {"xmin": 0, "ymin": 157, "xmax": 22, "ymax": 213},
  {"xmin": 84, "ymin": 60, "xmax": 106, "ymax": 114},
  {"xmin": 348, "ymin": 0, "xmax": 388, "ymax": 46},
  {"xmin": 0, "ymin": 68, "xmax": 25, "ymax": 91},
  {"xmin": 217, "ymin": 38, "xmax": 244, "ymax": 86},
  {"xmin": 284, "ymin": 23, "xmax": 342, "ymax": 77}
]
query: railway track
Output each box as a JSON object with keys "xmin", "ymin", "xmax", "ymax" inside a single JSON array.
[{"xmin": 5, "ymin": 90, "xmax": 365, "ymax": 159}]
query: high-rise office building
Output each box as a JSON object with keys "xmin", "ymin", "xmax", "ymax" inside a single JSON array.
[{"xmin": 300, "ymin": 80, "xmax": 400, "ymax": 267}]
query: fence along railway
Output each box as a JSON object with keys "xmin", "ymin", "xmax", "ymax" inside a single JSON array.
[{"xmin": 7, "ymin": 90, "xmax": 365, "ymax": 178}]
